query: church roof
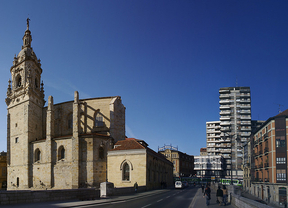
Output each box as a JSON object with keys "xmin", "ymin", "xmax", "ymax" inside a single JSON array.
[{"xmin": 111, "ymin": 138, "xmax": 146, "ymax": 151}]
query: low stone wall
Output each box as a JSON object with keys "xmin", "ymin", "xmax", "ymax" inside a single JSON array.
[
  {"xmin": 0, "ymin": 188, "xmax": 99, "ymax": 205},
  {"xmin": 111, "ymin": 186, "xmax": 146, "ymax": 196},
  {"xmin": 225, "ymin": 184, "xmax": 274, "ymax": 208},
  {"xmin": 232, "ymin": 193, "xmax": 273, "ymax": 208},
  {"xmin": 212, "ymin": 183, "xmax": 274, "ymax": 208}
]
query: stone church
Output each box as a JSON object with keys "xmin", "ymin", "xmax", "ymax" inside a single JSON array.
[{"xmin": 5, "ymin": 19, "xmax": 125, "ymax": 190}]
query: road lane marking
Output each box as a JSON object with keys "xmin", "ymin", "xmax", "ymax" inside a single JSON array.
[
  {"xmin": 157, "ymin": 199, "xmax": 163, "ymax": 202},
  {"xmin": 141, "ymin": 204, "xmax": 152, "ymax": 208}
]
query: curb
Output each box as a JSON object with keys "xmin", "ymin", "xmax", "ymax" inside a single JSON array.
[{"xmin": 57, "ymin": 189, "xmax": 169, "ymax": 207}]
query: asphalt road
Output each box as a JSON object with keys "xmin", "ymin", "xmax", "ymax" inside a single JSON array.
[{"xmin": 83, "ymin": 187, "xmax": 198, "ymax": 208}]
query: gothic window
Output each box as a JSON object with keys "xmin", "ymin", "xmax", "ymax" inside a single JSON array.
[
  {"xmin": 58, "ymin": 146, "xmax": 65, "ymax": 160},
  {"xmin": 99, "ymin": 146, "xmax": 104, "ymax": 159},
  {"xmin": 94, "ymin": 112, "xmax": 104, "ymax": 127},
  {"xmin": 122, "ymin": 162, "xmax": 130, "ymax": 181},
  {"xmin": 35, "ymin": 149, "xmax": 41, "ymax": 162},
  {"xmin": 68, "ymin": 113, "xmax": 73, "ymax": 129}
]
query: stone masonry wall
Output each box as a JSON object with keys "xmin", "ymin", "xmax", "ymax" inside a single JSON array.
[{"xmin": 0, "ymin": 189, "xmax": 99, "ymax": 205}]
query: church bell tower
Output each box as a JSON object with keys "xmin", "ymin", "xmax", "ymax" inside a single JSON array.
[{"xmin": 6, "ymin": 18, "xmax": 45, "ymax": 190}]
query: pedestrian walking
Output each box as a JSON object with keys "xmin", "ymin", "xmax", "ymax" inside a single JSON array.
[
  {"xmin": 203, "ymin": 184, "xmax": 211, "ymax": 206},
  {"xmin": 201, "ymin": 184, "xmax": 205, "ymax": 193},
  {"xmin": 134, "ymin": 182, "xmax": 138, "ymax": 192},
  {"xmin": 216, "ymin": 186, "xmax": 223, "ymax": 205},
  {"xmin": 222, "ymin": 185, "xmax": 228, "ymax": 206}
]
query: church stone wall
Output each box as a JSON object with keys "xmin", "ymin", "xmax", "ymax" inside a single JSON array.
[
  {"xmin": 53, "ymin": 138, "xmax": 73, "ymax": 189},
  {"xmin": 53, "ymin": 102, "xmax": 73, "ymax": 138},
  {"xmin": 107, "ymin": 149, "xmax": 147, "ymax": 188},
  {"xmin": 109, "ymin": 97, "xmax": 126, "ymax": 142}
]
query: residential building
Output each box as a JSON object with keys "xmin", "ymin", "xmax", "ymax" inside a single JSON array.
[
  {"xmin": 158, "ymin": 145, "xmax": 195, "ymax": 177},
  {"xmin": 107, "ymin": 138, "xmax": 173, "ymax": 190},
  {"xmin": 200, "ymin": 148, "xmax": 207, "ymax": 156},
  {"xmin": 242, "ymin": 140, "xmax": 252, "ymax": 192},
  {"xmin": 194, "ymin": 155, "xmax": 225, "ymax": 180},
  {"xmin": 219, "ymin": 87, "xmax": 251, "ymax": 180},
  {"xmin": 243, "ymin": 120, "xmax": 264, "ymax": 192},
  {"xmin": 251, "ymin": 109, "xmax": 288, "ymax": 206}
]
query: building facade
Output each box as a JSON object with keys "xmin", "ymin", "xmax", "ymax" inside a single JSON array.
[
  {"xmin": 6, "ymin": 19, "xmax": 126, "ymax": 190},
  {"xmin": 242, "ymin": 120, "xmax": 264, "ymax": 193},
  {"xmin": 242, "ymin": 140, "xmax": 252, "ymax": 192},
  {"xmin": 158, "ymin": 145, "xmax": 195, "ymax": 177},
  {"xmin": 194, "ymin": 155, "xmax": 225, "ymax": 180},
  {"xmin": 219, "ymin": 87, "xmax": 252, "ymax": 180},
  {"xmin": 107, "ymin": 138, "xmax": 173, "ymax": 190},
  {"xmin": 251, "ymin": 109, "xmax": 288, "ymax": 206},
  {"xmin": 200, "ymin": 148, "xmax": 207, "ymax": 156}
]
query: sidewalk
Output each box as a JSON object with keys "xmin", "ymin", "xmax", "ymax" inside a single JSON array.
[{"xmin": 190, "ymin": 188, "xmax": 235, "ymax": 208}]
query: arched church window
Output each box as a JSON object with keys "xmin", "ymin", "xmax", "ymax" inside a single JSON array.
[
  {"xmin": 35, "ymin": 148, "xmax": 41, "ymax": 162},
  {"xmin": 94, "ymin": 112, "xmax": 104, "ymax": 127},
  {"xmin": 58, "ymin": 146, "xmax": 65, "ymax": 160},
  {"xmin": 68, "ymin": 113, "xmax": 73, "ymax": 129},
  {"xmin": 122, "ymin": 162, "xmax": 130, "ymax": 181}
]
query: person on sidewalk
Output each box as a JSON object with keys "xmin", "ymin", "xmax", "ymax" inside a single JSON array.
[
  {"xmin": 203, "ymin": 184, "xmax": 211, "ymax": 206},
  {"xmin": 134, "ymin": 182, "xmax": 138, "ymax": 193},
  {"xmin": 216, "ymin": 186, "xmax": 223, "ymax": 205},
  {"xmin": 201, "ymin": 184, "xmax": 205, "ymax": 193},
  {"xmin": 222, "ymin": 185, "xmax": 228, "ymax": 206}
]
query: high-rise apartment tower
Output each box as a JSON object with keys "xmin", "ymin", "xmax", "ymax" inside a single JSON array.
[{"xmin": 219, "ymin": 87, "xmax": 251, "ymax": 179}]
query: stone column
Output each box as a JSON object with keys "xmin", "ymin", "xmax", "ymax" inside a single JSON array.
[
  {"xmin": 72, "ymin": 91, "xmax": 80, "ymax": 188},
  {"xmin": 46, "ymin": 96, "xmax": 54, "ymax": 188}
]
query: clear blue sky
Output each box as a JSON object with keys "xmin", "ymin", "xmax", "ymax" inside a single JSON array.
[{"xmin": 0, "ymin": 1, "xmax": 288, "ymax": 156}]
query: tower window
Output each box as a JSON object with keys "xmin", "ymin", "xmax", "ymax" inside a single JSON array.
[
  {"xmin": 15, "ymin": 137, "xmax": 19, "ymax": 143},
  {"xmin": 58, "ymin": 146, "xmax": 65, "ymax": 160},
  {"xmin": 35, "ymin": 149, "xmax": 41, "ymax": 162},
  {"xmin": 16, "ymin": 75, "xmax": 22, "ymax": 88},
  {"xmin": 35, "ymin": 78, "xmax": 38, "ymax": 88},
  {"xmin": 17, "ymin": 177, "xmax": 19, "ymax": 187},
  {"xmin": 68, "ymin": 113, "xmax": 73, "ymax": 129},
  {"xmin": 99, "ymin": 146, "xmax": 104, "ymax": 159},
  {"xmin": 95, "ymin": 112, "xmax": 104, "ymax": 127}
]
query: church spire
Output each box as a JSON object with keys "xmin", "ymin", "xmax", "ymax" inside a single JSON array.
[
  {"xmin": 22, "ymin": 18, "xmax": 32, "ymax": 48},
  {"xmin": 27, "ymin": 17, "xmax": 30, "ymax": 30}
]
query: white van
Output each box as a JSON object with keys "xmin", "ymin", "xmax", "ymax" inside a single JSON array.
[{"xmin": 175, "ymin": 181, "xmax": 183, "ymax": 188}]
